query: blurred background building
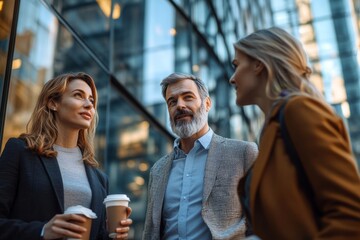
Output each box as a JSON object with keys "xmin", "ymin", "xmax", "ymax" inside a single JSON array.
[{"xmin": 1, "ymin": 0, "xmax": 359, "ymax": 238}]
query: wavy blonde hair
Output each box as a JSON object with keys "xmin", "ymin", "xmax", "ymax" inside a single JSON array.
[
  {"xmin": 20, "ymin": 72, "xmax": 99, "ymax": 167},
  {"xmin": 234, "ymin": 27, "xmax": 323, "ymax": 100}
]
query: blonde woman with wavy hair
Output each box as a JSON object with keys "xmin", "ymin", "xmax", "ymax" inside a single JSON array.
[
  {"xmin": 0, "ymin": 72, "xmax": 132, "ymax": 240},
  {"xmin": 230, "ymin": 27, "xmax": 360, "ymax": 239}
]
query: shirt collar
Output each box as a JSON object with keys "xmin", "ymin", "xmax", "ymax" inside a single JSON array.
[{"xmin": 173, "ymin": 128, "xmax": 213, "ymax": 152}]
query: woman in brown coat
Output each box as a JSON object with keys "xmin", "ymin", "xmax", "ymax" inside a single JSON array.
[{"xmin": 230, "ymin": 27, "xmax": 360, "ymax": 239}]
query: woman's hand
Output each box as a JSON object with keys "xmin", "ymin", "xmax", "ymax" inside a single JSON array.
[
  {"xmin": 112, "ymin": 207, "xmax": 133, "ymax": 240},
  {"xmin": 43, "ymin": 214, "xmax": 87, "ymax": 239}
]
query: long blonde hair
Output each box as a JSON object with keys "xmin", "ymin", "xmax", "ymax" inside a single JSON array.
[
  {"xmin": 20, "ymin": 72, "xmax": 99, "ymax": 167},
  {"xmin": 234, "ymin": 27, "xmax": 323, "ymax": 100}
]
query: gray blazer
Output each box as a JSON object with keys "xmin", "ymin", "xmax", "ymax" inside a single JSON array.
[{"xmin": 142, "ymin": 134, "xmax": 258, "ymax": 240}]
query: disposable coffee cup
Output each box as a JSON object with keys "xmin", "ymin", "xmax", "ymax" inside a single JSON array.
[
  {"xmin": 64, "ymin": 205, "xmax": 97, "ymax": 240},
  {"xmin": 103, "ymin": 194, "xmax": 130, "ymax": 238}
]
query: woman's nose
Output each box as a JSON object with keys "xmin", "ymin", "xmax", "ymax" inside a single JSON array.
[
  {"xmin": 229, "ymin": 75, "xmax": 236, "ymax": 85},
  {"xmin": 84, "ymin": 99, "xmax": 94, "ymax": 108}
]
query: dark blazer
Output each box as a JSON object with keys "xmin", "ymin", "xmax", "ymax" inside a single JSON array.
[
  {"xmin": 250, "ymin": 95, "xmax": 360, "ymax": 239},
  {"xmin": 143, "ymin": 134, "xmax": 258, "ymax": 240},
  {"xmin": 0, "ymin": 138, "xmax": 109, "ymax": 240}
]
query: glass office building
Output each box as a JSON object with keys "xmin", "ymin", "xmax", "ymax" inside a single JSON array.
[{"xmin": 1, "ymin": 0, "xmax": 359, "ymax": 238}]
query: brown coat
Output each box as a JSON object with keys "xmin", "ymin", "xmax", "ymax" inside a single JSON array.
[{"xmin": 250, "ymin": 95, "xmax": 360, "ymax": 240}]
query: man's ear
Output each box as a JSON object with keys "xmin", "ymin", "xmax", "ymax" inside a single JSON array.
[
  {"xmin": 205, "ymin": 96, "xmax": 212, "ymax": 112},
  {"xmin": 254, "ymin": 60, "xmax": 264, "ymax": 75}
]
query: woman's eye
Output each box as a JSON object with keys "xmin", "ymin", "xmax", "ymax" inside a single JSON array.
[{"xmin": 232, "ymin": 63, "xmax": 237, "ymax": 69}]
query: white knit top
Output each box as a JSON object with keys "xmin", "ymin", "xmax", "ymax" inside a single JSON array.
[{"xmin": 53, "ymin": 145, "xmax": 92, "ymax": 210}]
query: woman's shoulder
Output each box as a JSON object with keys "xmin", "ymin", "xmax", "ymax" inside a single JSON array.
[
  {"xmin": 0, "ymin": 138, "xmax": 30, "ymax": 162},
  {"xmin": 285, "ymin": 95, "xmax": 334, "ymax": 115},
  {"xmin": 3, "ymin": 137, "xmax": 27, "ymax": 150},
  {"xmin": 282, "ymin": 94, "xmax": 344, "ymax": 130}
]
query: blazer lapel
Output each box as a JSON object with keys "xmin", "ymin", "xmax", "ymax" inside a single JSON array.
[
  {"xmin": 85, "ymin": 166, "xmax": 104, "ymax": 216},
  {"xmin": 250, "ymin": 104, "xmax": 282, "ymax": 220},
  {"xmin": 203, "ymin": 134, "xmax": 224, "ymax": 202},
  {"xmin": 85, "ymin": 165, "xmax": 105, "ymax": 239},
  {"xmin": 40, "ymin": 155, "xmax": 64, "ymax": 212},
  {"xmin": 152, "ymin": 153, "xmax": 173, "ymax": 226}
]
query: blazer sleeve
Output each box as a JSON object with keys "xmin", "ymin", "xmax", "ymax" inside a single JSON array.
[
  {"xmin": 0, "ymin": 138, "xmax": 44, "ymax": 240},
  {"xmin": 243, "ymin": 142, "xmax": 258, "ymax": 174},
  {"xmin": 284, "ymin": 96, "xmax": 360, "ymax": 238}
]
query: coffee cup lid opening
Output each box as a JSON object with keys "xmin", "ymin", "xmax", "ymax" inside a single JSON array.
[{"xmin": 64, "ymin": 205, "xmax": 97, "ymax": 219}]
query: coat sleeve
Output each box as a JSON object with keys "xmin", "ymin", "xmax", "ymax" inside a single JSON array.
[
  {"xmin": 285, "ymin": 96, "xmax": 360, "ymax": 239},
  {"xmin": 0, "ymin": 138, "xmax": 44, "ymax": 240}
]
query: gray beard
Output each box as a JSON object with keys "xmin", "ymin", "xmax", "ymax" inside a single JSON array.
[{"xmin": 170, "ymin": 103, "xmax": 208, "ymax": 139}]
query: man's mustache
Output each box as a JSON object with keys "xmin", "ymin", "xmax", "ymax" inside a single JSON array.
[{"xmin": 174, "ymin": 109, "xmax": 193, "ymax": 121}]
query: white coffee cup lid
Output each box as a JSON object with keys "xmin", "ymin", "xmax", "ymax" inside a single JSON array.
[
  {"xmin": 64, "ymin": 205, "xmax": 97, "ymax": 219},
  {"xmin": 103, "ymin": 194, "xmax": 130, "ymax": 204}
]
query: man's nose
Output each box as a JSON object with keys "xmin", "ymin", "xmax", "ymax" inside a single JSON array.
[{"xmin": 176, "ymin": 98, "xmax": 186, "ymax": 109}]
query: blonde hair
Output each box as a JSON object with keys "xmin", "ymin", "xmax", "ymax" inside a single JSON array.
[
  {"xmin": 20, "ymin": 72, "xmax": 99, "ymax": 167},
  {"xmin": 234, "ymin": 27, "xmax": 323, "ymax": 100}
]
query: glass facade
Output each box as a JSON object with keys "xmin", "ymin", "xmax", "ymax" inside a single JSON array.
[
  {"xmin": 0, "ymin": 0, "xmax": 18, "ymax": 139},
  {"xmin": 1, "ymin": 0, "xmax": 360, "ymax": 239}
]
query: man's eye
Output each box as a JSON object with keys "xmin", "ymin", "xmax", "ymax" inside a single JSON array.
[{"xmin": 232, "ymin": 63, "xmax": 237, "ymax": 69}]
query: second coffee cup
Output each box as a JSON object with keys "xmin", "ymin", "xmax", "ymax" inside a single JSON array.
[{"xmin": 103, "ymin": 194, "xmax": 130, "ymax": 238}]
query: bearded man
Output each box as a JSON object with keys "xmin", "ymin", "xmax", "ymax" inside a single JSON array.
[{"xmin": 142, "ymin": 73, "xmax": 258, "ymax": 240}]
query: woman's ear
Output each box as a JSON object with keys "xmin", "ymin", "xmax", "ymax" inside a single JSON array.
[
  {"xmin": 254, "ymin": 60, "xmax": 264, "ymax": 75},
  {"xmin": 47, "ymin": 100, "xmax": 58, "ymax": 111}
]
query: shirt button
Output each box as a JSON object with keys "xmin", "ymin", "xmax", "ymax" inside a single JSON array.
[
  {"xmin": 183, "ymin": 196, "xmax": 186, "ymax": 200},
  {"xmin": 186, "ymin": 174, "xmax": 189, "ymax": 177}
]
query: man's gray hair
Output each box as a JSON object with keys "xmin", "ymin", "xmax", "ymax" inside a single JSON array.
[{"xmin": 160, "ymin": 72, "xmax": 209, "ymax": 100}]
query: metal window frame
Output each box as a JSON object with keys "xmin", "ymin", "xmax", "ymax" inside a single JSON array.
[{"xmin": 0, "ymin": 0, "xmax": 21, "ymax": 148}]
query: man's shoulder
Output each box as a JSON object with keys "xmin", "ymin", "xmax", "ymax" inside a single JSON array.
[{"xmin": 212, "ymin": 134, "xmax": 257, "ymax": 148}]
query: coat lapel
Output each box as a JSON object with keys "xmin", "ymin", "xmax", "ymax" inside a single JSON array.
[
  {"xmin": 40, "ymin": 155, "xmax": 64, "ymax": 212},
  {"xmin": 203, "ymin": 134, "xmax": 224, "ymax": 202},
  {"xmin": 152, "ymin": 153, "xmax": 173, "ymax": 226},
  {"xmin": 250, "ymin": 103, "xmax": 282, "ymax": 220}
]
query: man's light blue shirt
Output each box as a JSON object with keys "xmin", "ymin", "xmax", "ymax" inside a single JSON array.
[{"xmin": 162, "ymin": 129, "xmax": 213, "ymax": 240}]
